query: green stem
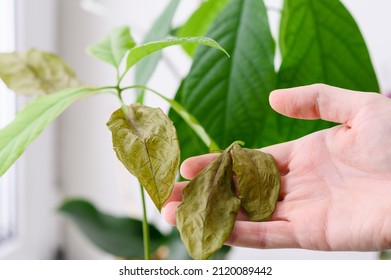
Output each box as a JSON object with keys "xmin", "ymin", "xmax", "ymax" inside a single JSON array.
[
  {"xmin": 139, "ymin": 184, "xmax": 151, "ymax": 260},
  {"xmin": 120, "ymin": 85, "xmax": 220, "ymax": 152}
]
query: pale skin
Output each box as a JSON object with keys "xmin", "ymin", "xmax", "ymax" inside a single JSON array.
[{"xmin": 163, "ymin": 84, "xmax": 391, "ymax": 252}]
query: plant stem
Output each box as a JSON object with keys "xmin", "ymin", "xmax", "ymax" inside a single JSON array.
[
  {"xmin": 113, "ymin": 85, "xmax": 151, "ymax": 259},
  {"xmin": 139, "ymin": 184, "xmax": 151, "ymax": 260}
]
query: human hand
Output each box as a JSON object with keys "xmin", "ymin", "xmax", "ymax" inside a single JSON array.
[{"xmin": 164, "ymin": 84, "xmax": 391, "ymax": 251}]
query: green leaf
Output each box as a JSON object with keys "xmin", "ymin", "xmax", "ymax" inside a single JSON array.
[
  {"xmin": 178, "ymin": 0, "xmax": 229, "ymax": 56},
  {"xmin": 135, "ymin": 0, "xmax": 180, "ymax": 99},
  {"xmin": 176, "ymin": 149, "xmax": 240, "ymax": 260},
  {"xmin": 172, "ymin": 0, "xmax": 276, "ymax": 154},
  {"xmin": 59, "ymin": 199, "xmax": 165, "ymax": 259},
  {"xmin": 274, "ymin": 0, "xmax": 380, "ymax": 144},
  {"xmin": 87, "ymin": 26, "xmax": 136, "ymax": 68},
  {"xmin": 106, "ymin": 104, "xmax": 180, "ymax": 211},
  {"xmin": 278, "ymin": 0, "xmax": 379, "ymax": 92},
  {"xmin": 380, "ymin": 251, "xmax": 391, "ymax": 260},
  {"xmin": 231, "ymin": 143, "xmax": 280, "ymax": 221},
  {"xmin": 0, "ymin": 87, "xmax": 94, "ymax": 176},
  {"xmin": 169, "ymin": 80, "xmax": 209, "ymax": 162},
  {"xmin": 0, "ymin": 49, "xmax": 81, "ymax": 96},
  {"xmin": 126, "ymin": 36, "xmax": 228, "ymax": 73}
]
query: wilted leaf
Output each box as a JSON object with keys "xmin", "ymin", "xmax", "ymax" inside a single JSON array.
[
  {"xmin": 59, "ymin": 198, "xmax": 165, "ymax": 259},
  {"xmin": 231, "ymin": 143, "xmax": 280, "ymax": 221},
  {"xmin": 164, "ymin": 228, "xmax": 231, "ymax": 260},
  {"xmin": 107, "ymin": 104, "xmax": 180, "ymax": 211},
  {"xmin": 0, "ymin": 49, "xmax": 80, "ymax": 96},
  {"xmin": 87, "ymin": 26, "xmax": 136, "ymax": 68},
  {"xmin": 176, "ymin": 149, "xmax": 240, "ymax": 260},
  {"xmin": 380, "ymin": 251, "xmax": 391, "ymax": 260},
  {"xmin": 0, "ymin": 87, "xmax": 94, "ymax": 176}
]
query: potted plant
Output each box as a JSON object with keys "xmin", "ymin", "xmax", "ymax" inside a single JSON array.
[{"xmin": 0, "ymin": 0, "xmax": 380, "ymax": 260}]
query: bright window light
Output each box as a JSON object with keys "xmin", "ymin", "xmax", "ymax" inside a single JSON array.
[{"xmin": 0, "ymin": 0, "xmax": 17, "ymax": 246}]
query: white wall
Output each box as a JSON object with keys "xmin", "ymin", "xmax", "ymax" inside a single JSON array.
[{"xmin": 56, "ymin": 0, "xmax": 390, "ymax": 260}]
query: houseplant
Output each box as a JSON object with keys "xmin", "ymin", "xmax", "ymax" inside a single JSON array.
[{"xmin": 0, "ymin": 0, "xmax": 380, "ymax": 259}]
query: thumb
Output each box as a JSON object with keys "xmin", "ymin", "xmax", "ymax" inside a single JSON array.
[{"xmin": 269, "ymin": 84, "xmax": 377, "ymax": 126}]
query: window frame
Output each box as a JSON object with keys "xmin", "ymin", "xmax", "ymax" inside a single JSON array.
[{"xmin": 0, "ymin": 0, "xmax": 18, "ymax": 251}]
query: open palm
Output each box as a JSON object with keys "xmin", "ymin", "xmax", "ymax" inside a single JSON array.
[{"xmin": 164, "ymin": 84, "xmax": 391, "ymax": 251}]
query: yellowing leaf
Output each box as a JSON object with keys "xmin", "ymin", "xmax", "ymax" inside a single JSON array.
[
  {"xmin": 107, "ymin": 104, "xmax": 180, "ymax": 211},
  {"xmin": 176, "ymin": 150, "xmax": 240, "ymax": 260},
  {"xmin": 0, "ymin": 49, "xmax": 81, "ymax": 96},
  {"xmin": 231, "ymin": 143, "xmax": 280, "ymax": 221}
]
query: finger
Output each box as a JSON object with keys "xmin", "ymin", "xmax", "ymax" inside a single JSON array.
[
  {"xmin": 164, "ymin": 181, "xmax": 188, "ymax": 205},
  {"xmin": 259, "ymin": 141, "xmax": 294, "ymax": 175},
  {"xmin": 225, "ymin": 220, "xmax": 298, "ymax": 249},
  {"xmin": 269, "ymin": 83, "xmax": 377, "ymax": 126},
  {"xmin": 180, "ymin": 153, "xmax": 220, "ymax": 179},
  {"xmin": 269, "ymin": 202, "xmax": 289, "ymax": 221},
  {"xmin": 163, "ymin": 201, "xmax": 180, "ymax": 226}
]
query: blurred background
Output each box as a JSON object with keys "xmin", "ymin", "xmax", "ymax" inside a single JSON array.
[{"xmin": 0, "ymin": 0, "xmax": 390, "ymax": 259}]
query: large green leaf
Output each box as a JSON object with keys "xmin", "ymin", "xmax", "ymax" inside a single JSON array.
[
  {"xmin": 273, "ymin": 0, "xmax": 380, "ymax": 143},
  {"xmin": 178, "ymin": 0, "xmax": 229, "ymax": 56},
  {"xmin": 59, "ymin": 199, "xmax": 165, "ymax": 259},
  {"xmin": 106, "ymin": 104, "xmax": 180, "ymax": 211},
  {"xmin": 126, "ymin": 36, "xmax": 228, "ymax": 73},
  {"xmin": 171, "ymin": 0, "xmax": 276, "ymax": 155},
  {"xmin": 59, "ymin": 199, "xmax": 230, "ymax": 260},
  {"xmin": 278, "ymin": 0, "xmax": 379, "ymax": 91},
  {"xmin": 169, "ymin": 81, "xmax": 210, "ymax": 162},
  {"xmin": 0, "ymin": 49, "xmax": 80, "ymax": 96},
  {"xmin": 135, "ymin": 0, "xmax": 180, "ymax": 100},
  {"xmin": 0, "ymin": 87, "xmax": 94, "ymax": 176},
  {"xmin": 87, "ymin": 26, "xmax": 136, "ymax": 68}
]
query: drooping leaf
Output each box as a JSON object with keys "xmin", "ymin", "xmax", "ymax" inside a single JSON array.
[
  {"xmin": 106, "ymin": 104, "xmax": 180, "ymax": 211},
  {"xmin": 0, "ymin": 87, "xmax": 94, "ymax": 176},
  {"xmin": 273, "ymin": 0, "xmax": 380, "ymax": 143},
  {"xmin": 135, "ymin": 0, "xmax": 180, "ymax": 101},
  {"xmin": 164, "ymin": 228, "xmax": 231, "ymax": 260},
  {"xmin": 178, "ymin": 0, "xmax": 229, "ymax": 56},
  {"xmin": 176, "ymin": 149, "xmax": 240, "ymax": 260},
  {"xmin": 0, "ymin": 49, "xmax": 81, "ymax": 96},
  {"xmin": 171, "ymin": 0, "xmax": 276, "ymax": 157},
  {"xmin": 59, "ymin": 199, "xmax": 165, "ymax": 259},
  {"xmin": 126, "ymin": 36, "xmax": 228, "ymax": 73},
  {"xmin": 231, "ymin": 143, "xmax": 280, "ymax": 221},
  {"xmin": 380, "ymin": 251, "xmax": 391, "ymax": 260},
  {"xmin": 87, "ymin": 26, "xmax": 136, "ymax": 68}
]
